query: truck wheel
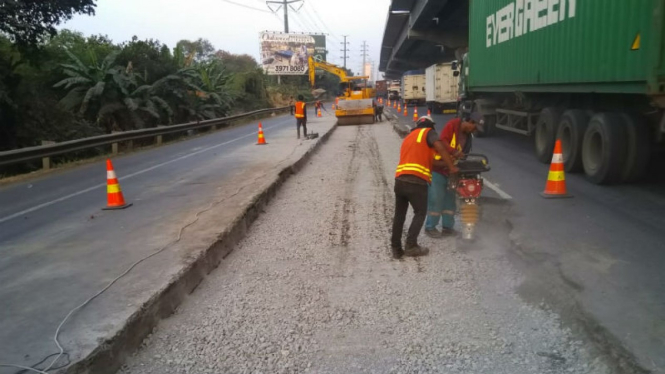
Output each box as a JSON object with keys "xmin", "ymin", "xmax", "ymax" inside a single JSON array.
[
  {"xmin": 619, "ymin": 113, "xmax": 650, "ymax": 182},
  {"xmin": 476, "ymin": 115, "xmax": 496, "ymax": 138},
  {"xmin": 557, "ymin": 110, "xmax": 589, "ymax": 172},
  {"xmin": 534, "ymin": 107, "xmax": 563, "ymax": 163},
  {"xmin": 582, "ymin": 113, "xmax": 627, "ymax": 184}
]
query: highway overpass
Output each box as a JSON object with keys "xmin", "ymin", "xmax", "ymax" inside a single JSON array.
[{"xmin": 379, "ymin": 0, "xmax": 469, "ymax": 79}]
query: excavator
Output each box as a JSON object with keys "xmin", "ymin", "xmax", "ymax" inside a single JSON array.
[{"xmin": 308, "ymin": 56, "xmax": 375, "ymax": 125}]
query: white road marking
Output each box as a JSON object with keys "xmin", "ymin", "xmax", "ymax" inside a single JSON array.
[
  {"xmin": 483, "ymin": 178, "xmax": 513, "ymax": 200},
  {"xmin": 0, "ymin": 120, "xmax": 290, "ymax": 224}
]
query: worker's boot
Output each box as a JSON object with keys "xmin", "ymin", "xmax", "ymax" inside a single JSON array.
[
  {"xmin": 425, "ymin": 228, "xmax": 443, "ymax": 238},
  {"xmin": 391, "ymin": 246, "xmax": 404, "ymax": 259},
  {"xmin": 404, "ymin": 244, "xmax": 430, "ymax": 257},
  {"xmin": 440, "ymin": 227, "xmax": 456, "ymax": 236}
]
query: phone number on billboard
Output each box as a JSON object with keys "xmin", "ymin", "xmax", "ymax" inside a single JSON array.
[{"xmin": 274, "ymin": 65, "xmax": 306, "ymax": 73}]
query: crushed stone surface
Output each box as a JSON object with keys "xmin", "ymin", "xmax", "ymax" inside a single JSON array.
[{"xmin": 120, "ymin": 124, "xmax": 609, "ymax": 374}]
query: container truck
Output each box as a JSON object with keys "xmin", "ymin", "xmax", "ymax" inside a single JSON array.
[
  {"xmin": 401, "ymin": 70, "xmax": 427, "ymax": 106},
  {"xmin": 388, "ymin": 79, "xmax": 401, "ymax": 101},
  {"xmin": 459, "ymin": 0, "xmax": 665, "ymax": 184},
  {"xmin": 375, "ymin": 80, "xmax": 388, "ymax": 98},
  {"xmin": 426, "ymin": 62, "xmax": 460, "ymax": 114}
]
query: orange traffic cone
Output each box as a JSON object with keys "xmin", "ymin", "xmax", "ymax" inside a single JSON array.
[
  {"xmin": 332, "ymin": 103, "xmax": 335, "ymax": 110},
  {"xmin": 103, "ymin": 159, "xmax": 132, "ymax": 210},
  {"xmin": 397, "ymin": 103, "xmax": 401, "ymax": 112},
  {"xmin": 256, "ymin": 122, "xmax": 267, "ymax": 145},
  {"xmin": 541, "ymin": 139, "xmax": 572, "ymax": 198},
  {"xmin": 427, "ymin": 108, "xmax": 432, "ymax": 116},
  {"xmin": 403, "ymin": 106, "xmax": 408, "ymax": 117},
  {"xmin": 317, "ymin": 108, "xmax": 322, "ymax": 117},
  {"xmin": 413, "ymin": 106, "xmax": 419, "ymax": 121}
]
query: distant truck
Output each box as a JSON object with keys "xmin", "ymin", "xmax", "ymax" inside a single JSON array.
[
  {"xmin": 401, "ymin": 70, "xmax": 426, "ymax": 106},
  {"xmin": 459, "ymin": 0, "xmax": 665, "ymax": 184},
  {"xmin": 375, "ymin": 80, "xmax": 388, "ymax": 98},
  {"xmin": 388, "ymin": 79, "xmax": 401, "ymax": 101},
  {"xmin": 426, "ymin": 62, "xmax": 460, "ymax": 114}
]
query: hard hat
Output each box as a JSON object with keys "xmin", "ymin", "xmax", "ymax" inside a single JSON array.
[{"xmin": 415, "ymin": 115, "xmax": 436, "ymax": 128}]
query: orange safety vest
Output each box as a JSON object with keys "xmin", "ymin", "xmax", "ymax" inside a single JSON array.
[
  {"xmin": 395, "ymin": 127, "xmax": 434, "ymax": 183},
  {"xmin": 294, "ymin": 101, "xmax": 306, "ymax": 118}
]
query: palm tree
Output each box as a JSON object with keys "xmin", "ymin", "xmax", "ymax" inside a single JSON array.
[
  {"xmin": 54, "ymin": 49, "xmax": 175, "ymax": 131},
  {"xmin": 182, "ymin": 60, "xmax": 234, "ymax": 120}
]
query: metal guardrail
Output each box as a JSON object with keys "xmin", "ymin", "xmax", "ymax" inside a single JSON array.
[{"xmin": 0, "ymin": 105, "xmax": 298, "ymax": 168}]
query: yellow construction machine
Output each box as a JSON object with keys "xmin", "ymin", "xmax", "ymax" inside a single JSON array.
[{"xmin": 308, "ymin": 56, "xmax": 375, "ymax": 125}]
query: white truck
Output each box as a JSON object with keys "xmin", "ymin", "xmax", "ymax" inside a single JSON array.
[
  {"xmin": 425, "ymin": 62, "xmax": 460, "ymax": 114},
  {"xmin": 401, "ymin": 73, "xmax": 426, "ymax": 106}
]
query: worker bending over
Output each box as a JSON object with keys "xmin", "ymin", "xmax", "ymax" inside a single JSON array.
[
  {"xmin": 424, "ymin": 114, "xmax": 479, "ymax": 238},
  {"xmin": 391, "ymin": 116, "xmax": 458, "ymax": 259},
  {"xmin": 294, "ymin": 95, "xmax": 307, "ymax": 139}
]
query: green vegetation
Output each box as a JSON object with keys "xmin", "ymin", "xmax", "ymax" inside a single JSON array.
[
  {"xmin": 0, "ymin": 0, "xmax": 342, "ymax": 155},
  {"xmin": 0, "ymin": 32, "xmax": 275, "ymax": 152}
]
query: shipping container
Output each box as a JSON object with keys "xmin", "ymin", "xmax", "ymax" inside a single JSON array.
[
  {"xmin": 460, "ymin": 0, "xmax": 665, "ymax": 185},
  {"xmin": 425, "ymin": 62, "xmax": 460, "ymax": 112},
  {"xmin": 401, "ymin": 74, "xmax": 426, "ymax": 106},
  {"xmin": 467, "ymin": 0, "xmax": 665, "ymax": 95}
]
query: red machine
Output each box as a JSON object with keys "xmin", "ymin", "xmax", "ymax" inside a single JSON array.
[{"xmin": 449, "ymin": 154, "xmax": 490, "ymax": 240}]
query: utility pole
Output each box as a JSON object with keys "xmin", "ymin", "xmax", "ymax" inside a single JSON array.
[
  {"xmin": 341, "ymin": 35, "xmax": 350, "ymax": 69},
  {"xmin": 266, "ymin": 0, "xmax": 303, "ymax": 33},
  {"xmin": 265, "ymin": 0, "xmax": 303, "ymax": 85},
  {"xmin": 360, "ymin": 40, "xmax": 369, "ymax": 78}
]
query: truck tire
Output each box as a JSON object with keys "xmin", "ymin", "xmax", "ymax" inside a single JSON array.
[
  {"xmin": 476, "ymin": 114, "xmax": 496, "ymax": 138},
  {"xmin": 620, "ymin": 113, "xmax": 650, "ymax": 182},
  {"xmin": 556, "ymin": 110, "xmax": 589, "ymax": 172},
  {"xmin": 582, "ymin": 113, "xmax": 627, "ymax": 184},
  {"xmin": 534, "ymin": 107, "xmax": 563, "ymax": 163}
]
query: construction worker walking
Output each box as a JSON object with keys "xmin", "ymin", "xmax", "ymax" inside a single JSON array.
[
  {"xmin": 391, "ymin": 116, "xmax": 459, "ymax": 259},
  {"xmin": 294, "ymin": 95, "xmax": 307, "ymax": 139},
  {"xmin": 424, "ymin": 114, "xmax": 480, "ymax": 238}
]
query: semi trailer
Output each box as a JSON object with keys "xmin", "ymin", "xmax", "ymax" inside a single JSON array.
[
  {"xmin": 459, "ymin": 0, "xmax": 665, "ymax": 184},
  {"xmin": 426, "ymin": 62, "xmax": 460, "ymax": 114},
  {"xmin": 401, "ymin": 70, "xmax": 427, "ymax": 106}
]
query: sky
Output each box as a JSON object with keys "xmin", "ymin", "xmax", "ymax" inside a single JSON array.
[{"xmin": 60, "ymin": 0, "xmax": 391, "ymax": 79}]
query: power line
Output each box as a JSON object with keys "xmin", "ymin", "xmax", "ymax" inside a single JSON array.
[{"xmin": 221, "ymin": 0, "xmax": 272, "ymax": 13}]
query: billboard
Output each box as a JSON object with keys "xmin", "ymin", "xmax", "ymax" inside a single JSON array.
[{"xmin": 259, "ymin": 32, "xmax": 327, "ymax": 75}]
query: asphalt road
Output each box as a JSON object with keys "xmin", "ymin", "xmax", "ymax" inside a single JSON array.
[
  {"xmin": 0, "ymin": 110, "xmax": 317, "ymax": 372},
  {"xmin": 390, "ymin": 105, "xmax": 665, "ymax": 373}
]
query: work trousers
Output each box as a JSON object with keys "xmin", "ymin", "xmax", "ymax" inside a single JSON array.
[
  {"xmin": 391, "ymin": 178, "xmax": 428, "ymax": 248},
  {"xmin": 296, "ymin": 118, "xmax": 307, "ymax": 138},
  {"xmin": 425, "ymin": 172, "xmax": 456, "ymax": 230}
]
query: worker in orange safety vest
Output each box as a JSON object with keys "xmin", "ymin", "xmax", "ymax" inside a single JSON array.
[
  {"xmin": 294, "ymin": 95, "xmax": 307, "ymax": 139},
  {"xmin": 391, "ymin": 116, "xmax": 459, "ymax": 259}
]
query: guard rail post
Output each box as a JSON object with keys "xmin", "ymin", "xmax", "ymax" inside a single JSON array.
[{"xmin": 41, "ymin": 140, "xmax": 55, "ymax": 170}]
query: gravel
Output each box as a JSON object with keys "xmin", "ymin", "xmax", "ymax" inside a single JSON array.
[{"xmin": 120, "ymin": 124, "xmax": 609, "ymax": 374}]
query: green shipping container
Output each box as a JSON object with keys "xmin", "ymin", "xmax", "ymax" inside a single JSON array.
[{"xmin": 468, "ymin": 0, "xmax": 665, "ymax": 95}]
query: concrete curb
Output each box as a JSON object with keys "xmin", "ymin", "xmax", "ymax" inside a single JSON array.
[
  {"xmin": 65, "ymin": 123, "xmax": 339, "ymax": 374},
  {"xmin": 385, "ymin": 109, "xmax": 411, "ymax": 138}
]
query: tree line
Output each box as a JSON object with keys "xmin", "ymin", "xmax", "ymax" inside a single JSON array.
[
  {"xmin": 0, "ymin": 31, "xmax": 275, "ymax": 152},
  {"xmin": 0, "ymin": 0, "xmax": 343, "ymax": 155}
]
